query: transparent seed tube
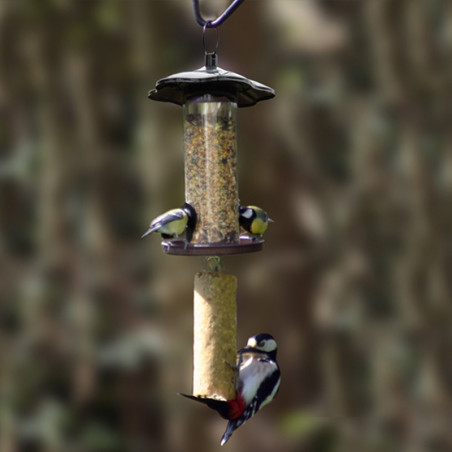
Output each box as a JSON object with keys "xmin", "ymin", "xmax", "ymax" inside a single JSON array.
[{"xmin": 184, "ymin": 94, "xmax": 240, "ymax": 244}]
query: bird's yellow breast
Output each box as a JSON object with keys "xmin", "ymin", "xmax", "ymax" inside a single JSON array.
[
  {"xmin": 250, "ymin": 218, "xmax": 268, "ymax": 235},
  {"xmin": 159, "ymin": 216, "xmax": 188, "ymax": 236}
]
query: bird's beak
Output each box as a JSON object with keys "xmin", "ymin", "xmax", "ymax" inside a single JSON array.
[
  {"xmin": 141, "ymin": 228, "xmax": 152, "ymax": 239},
  {"xmin": 268, "ymin": 218, "xmax": 275, "ymax": 223},
  {"xmin": 247, "ymin": 337, "xmax": 258, "ymax": 348}
]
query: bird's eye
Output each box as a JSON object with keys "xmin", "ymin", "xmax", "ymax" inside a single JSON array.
[{"xmin": 259, "ymin": 341, "xmax": 264, "ymax": 347}]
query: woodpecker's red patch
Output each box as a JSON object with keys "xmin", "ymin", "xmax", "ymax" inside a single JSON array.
[{"xmin": 227, "ymin": 393, "xmax": 246, "ymax": 419}]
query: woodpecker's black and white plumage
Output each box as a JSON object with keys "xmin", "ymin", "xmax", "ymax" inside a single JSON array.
[
  {"xmin": 239, "ymin": 205, "xmax": 273, "ymax": 238},
  {"xmin": 180, "ymin": 333, "xmax": 280, "ymax": 446},
  {"xmin": 142, "ymin": 202, "xmax": 197, "ymax": 244}
]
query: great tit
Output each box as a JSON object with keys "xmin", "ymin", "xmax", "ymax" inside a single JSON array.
[
  {"xmin": 239, "ymin": 205, "xmax": 273, "ymax": 238},
  {"xmin": 142, "ymin": 202, "xmax": 197, "ymax": 244}
]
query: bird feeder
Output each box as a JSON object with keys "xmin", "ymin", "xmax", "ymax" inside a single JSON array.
[
  {"xmin": 147, "ymin": 3, "xmax": 274, "ymax": 405},
  {"xmin": 149, "ymin": 53, "xmax": 274, "ymax": 256}
]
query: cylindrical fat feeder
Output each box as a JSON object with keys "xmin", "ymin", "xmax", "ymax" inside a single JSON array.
[
  {"xmin": 193, "ymin": 271, "xmax": 237, "ymax": 399},
  {"xmin": 149, "ymin": 53, "xmax": 274, "ymax": 256}
]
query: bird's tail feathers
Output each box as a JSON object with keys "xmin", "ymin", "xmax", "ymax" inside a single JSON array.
[
  {"xmin": 178, "ymin": 393, "xmax": 231, "ymax": 418},
  {"xmin": 220, "ymin": 420, "xmax": 237, "ymax": 446},
  {"xmin": 141, "ymin": 225, "xmax": 159, "ymax": 239}
]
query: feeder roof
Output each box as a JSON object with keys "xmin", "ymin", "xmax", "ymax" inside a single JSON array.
[{"xmin": 149, "ymin": 63, "xmax": 275, "ymax": 107}]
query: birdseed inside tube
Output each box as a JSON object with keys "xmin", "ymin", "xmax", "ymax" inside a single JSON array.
[{"xmin": 183, "ymin": 94, "xmax": 240, "ymax": 244}]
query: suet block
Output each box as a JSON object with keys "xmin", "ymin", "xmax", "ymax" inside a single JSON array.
[{"xmin": 193, "ymin": 271, "xmax": 237, "ymax": 400}]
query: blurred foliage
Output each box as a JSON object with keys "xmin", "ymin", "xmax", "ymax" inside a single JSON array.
[{"xmin": 1, "ymin": 0, "xmax": 452, "ymax": 451}]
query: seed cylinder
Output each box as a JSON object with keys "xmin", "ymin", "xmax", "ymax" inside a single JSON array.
[
  {"xmin": 184, "ymin": 95, "xmax": 240, "ymax": 244},
  {"xmin": 193, "ymin": 271, "xmax": 237, "ymax": 400}
]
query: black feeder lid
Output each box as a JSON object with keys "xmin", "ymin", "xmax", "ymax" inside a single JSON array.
[{"xmin": 149, "ymin": 53, "xmax": 275, "ymax": 107}]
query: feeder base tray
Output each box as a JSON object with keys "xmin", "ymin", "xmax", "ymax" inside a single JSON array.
[{"xmin": 162, "ymin": 236, "xmax": 264, "ymax": 256}]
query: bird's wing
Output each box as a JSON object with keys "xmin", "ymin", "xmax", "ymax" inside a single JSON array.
[
  {"xmin": 150, "ymin": 208, "xmax": 185, "ymax": 229},
  {"xmin": 253, "ymin": 362, "xmax": 280, "ymax": 409}
]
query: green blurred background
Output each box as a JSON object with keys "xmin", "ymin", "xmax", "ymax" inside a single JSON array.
[{"xmin": 1, "ymin": 1, "xmax": 452, "ymax": 451}]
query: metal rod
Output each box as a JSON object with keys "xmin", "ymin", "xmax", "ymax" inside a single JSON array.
[{"xmin": 192, "ymin": 0, "xmax": 245, "ymax": 28}]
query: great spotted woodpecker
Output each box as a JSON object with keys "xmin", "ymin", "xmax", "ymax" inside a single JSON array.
[
  {"xmin": 239, "ymin": 205, "xmax": 273, "ymax": 238},
  {"xmin": 141, "ymin": 202, "xmax": 197, "ymax": 244},
  {"xmin": 180, "ymin": 333, "xmax": 281, "ymax": 446}
]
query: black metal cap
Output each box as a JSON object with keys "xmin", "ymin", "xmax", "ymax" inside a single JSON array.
[{"xmin": 149, "ymin": 53, "xmax": 275, "ymax": 107}]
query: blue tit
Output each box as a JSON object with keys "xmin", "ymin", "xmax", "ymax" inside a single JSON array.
[
  {"xmin": 142, "ymin": 202, "xmax": 197, "ymax": 243},
  {"xmin": 239, "ymin": 205, "xmax": 273, "ymax": 238}
]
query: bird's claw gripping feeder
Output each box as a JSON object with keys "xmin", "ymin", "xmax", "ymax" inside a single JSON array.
[{"xmin": 148, "ymin": 0, "xmax": 274, "ymax": 403}]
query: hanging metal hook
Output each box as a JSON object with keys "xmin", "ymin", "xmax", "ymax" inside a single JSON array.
[{"xmin": 193, "ymin": 0, "xmax": 245, "ymax": 28}]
